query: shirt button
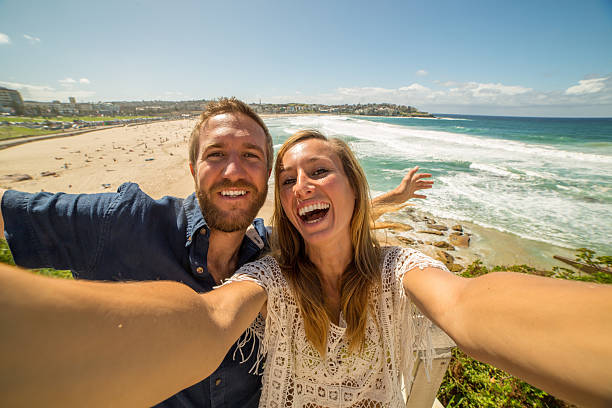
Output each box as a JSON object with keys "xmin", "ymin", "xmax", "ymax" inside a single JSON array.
[
  {"xmin": 215, "ymin": 378, "xmax": 221, "ymax": 386},
  {"xmin": 196, "ymin": 267, "xmax": 204, "ymax": 274}
]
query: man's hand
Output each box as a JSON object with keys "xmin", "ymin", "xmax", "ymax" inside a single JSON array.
[
  {"xmin": 387, "ymin": 166, "xmax": 433, "ymax": 202},
  {"xmin": 371, "ymin": 166, "xmax": 433, "ymax": 221}
]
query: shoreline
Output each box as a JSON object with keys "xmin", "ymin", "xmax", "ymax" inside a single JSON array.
[{"xmin": 0, "ymin": 119, "xmax": 580, "ymax": 272}]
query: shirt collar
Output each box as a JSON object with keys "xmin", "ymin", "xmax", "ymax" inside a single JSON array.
[{"xmin": 183, "ymin": 193, "xmax": 207, "ymax": 247}]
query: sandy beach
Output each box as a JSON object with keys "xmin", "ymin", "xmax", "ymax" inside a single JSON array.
[{"xmin": 0, "ymin": 119, "xmax": 574, "ymax": 271}]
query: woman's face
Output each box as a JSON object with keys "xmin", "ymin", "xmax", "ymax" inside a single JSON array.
[{"xmin": 277, "ymin": 139, "xmax": 356, "ymax": 247}]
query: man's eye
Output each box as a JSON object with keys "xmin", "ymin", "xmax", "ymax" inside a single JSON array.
[
  {"xmin": 245, "ymin": 152, "xmax": 261, "ymax": 159},
  {"xmin": 207, "ymin": 152, "xmax": 223, "ymax": 158}
]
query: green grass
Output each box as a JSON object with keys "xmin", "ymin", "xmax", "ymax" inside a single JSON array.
[
  {"xmin": 1, "ymin": 115, "xmax": 156, "ymax": 123},
  {"xmin": 0, "ymin": 126, "xmax": 66, "ymax": 140}
]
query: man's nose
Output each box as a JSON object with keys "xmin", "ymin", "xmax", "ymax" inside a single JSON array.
[{"xmin": 222, "ymin": 154, "xmax": 247, "ymax": 180}]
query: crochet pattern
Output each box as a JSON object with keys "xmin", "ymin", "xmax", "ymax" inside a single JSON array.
[{"xmin": 227, "ymin": 247, "xmax": 449, "ymax": 407}]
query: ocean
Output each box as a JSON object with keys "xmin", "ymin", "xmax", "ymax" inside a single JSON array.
[{"xmin": 263, "ymin": 114, "xmax": 612, "ymax": 259}]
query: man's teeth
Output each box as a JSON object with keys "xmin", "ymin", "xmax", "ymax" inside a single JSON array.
[
  {"xmin": 298, "ymin": 203, "xmax": 330, "ymax": 216},
  {"xmin": 221, "ymin": 190, "xmax": 247, "ymax": 196}
]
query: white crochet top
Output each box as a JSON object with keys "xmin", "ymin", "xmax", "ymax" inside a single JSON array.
[{"xmin": 227, "ymin": 246, "xmax": 449, "ymax": 408}]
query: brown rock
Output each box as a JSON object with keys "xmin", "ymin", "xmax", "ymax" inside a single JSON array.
[
  {"xmin": 449, "ymin": 233, "xmax": 470, "ymax": 248},
  {"xmin": 40, "ymin": 171, "xmax": 57, "ymax": 177},
  {"xmin": 429, "ymin": 224, "xmax": 448, "ymax": 231},
  {"xmin": 435, "ymin": 250, "xmax": 454, "ymax": 265},
  {"xmin": 433, "ymin": 241, "xmax": 455, "ymax": 250},
  {"xmin": 451, "ymin": 224, "xmax": 463, "ymax": 232},
  {"xmin": 417, "ymin": 230, "xmax": 444, "ymax": 236},
  {"xmin": 375, "ymin": 221, "xmax": 414, "ymax": 232},
  {"xmin": 397, "ymin": 236, "xmax": 416, "ymax": 246},
  {"xmin": 448, "ymin": 263, "xmax": 464, "ymax": 273}
]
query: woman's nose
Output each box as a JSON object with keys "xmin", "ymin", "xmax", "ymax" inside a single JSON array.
[{"xmin": 293, "ymin": 173, "xmax": 313, "ymax": 198}]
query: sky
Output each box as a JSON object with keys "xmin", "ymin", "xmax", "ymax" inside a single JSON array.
[{"xmin": 1, "ymin": 0, "xmax": 611, "ymax": 117}]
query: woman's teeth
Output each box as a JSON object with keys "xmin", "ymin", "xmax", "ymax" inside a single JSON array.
[
  {"xmin": 298, "ymin": 203, "xmax": 330, "ymax": 223},
  {"xmin": 298, "ymin": 203, "xmax": 330, "ymax": 216}
]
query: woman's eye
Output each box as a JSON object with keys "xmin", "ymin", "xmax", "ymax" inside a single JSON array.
[
  {"xmin": 313, "ymin": 168, "xmax": 328, "ymax": 176},
  {"xmin": 282, "ymin": 178, "xmax": 296, "ymax": 185}
]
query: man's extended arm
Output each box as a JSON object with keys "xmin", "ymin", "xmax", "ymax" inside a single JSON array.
[
  {"xmin": 403, "ymin": 266, "xmax": 612, "ymax": 408},
  {"xmin": 370, "ymin": 166, "xmax": 433, "ymax": 221},
  {"xmin": 0, "ymin": 262, "xmax": 266, "ymax": 408}
]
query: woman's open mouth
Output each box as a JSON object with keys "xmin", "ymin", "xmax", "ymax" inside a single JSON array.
[{"xmin": 298, "ymin": 202, "xmax": 330, "ymax": 224}]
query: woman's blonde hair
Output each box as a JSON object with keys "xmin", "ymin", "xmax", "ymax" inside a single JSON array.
[{"xmin": 272, "ymin": 130, "xmax": 380, "ymax": 355}]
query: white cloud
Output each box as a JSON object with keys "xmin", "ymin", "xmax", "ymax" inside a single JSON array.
[
  {"xmin": 399, "ymin": 83, "xmax": 430, "ymax": 92},
  {"xmin": 23, "ymin": 34, "xmax": 41, "ymax": 44},
  {"xmin": 59, "ymin": 77, "xmax": 77, "ymax": 85},
  {"xmin": 0, "ymin": 80, "xmax": 95, "ymax": 101},
  {"xmin": 565, "ymin": 77, "xmax": 608, "ymax": 95},
  {"xmin": 451, "ymin": 82, "xmax": 533, "ymax": 97},
  {"xmin": 266, "ymin": 74, "xmax": 611, "ymax": 116},
  {"xmin": 0, "ymin": 33, "xmax": 10, "ymax": 44},
  {"xmin": 416, "ymin": 69, "xmax": 428, "ymax": 76},
  {"xmin": 79, "ymin": 78, "xmax": 90, "ymax": 84}
]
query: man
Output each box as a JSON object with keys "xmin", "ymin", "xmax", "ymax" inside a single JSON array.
[{"xmin": 0, "ymin": 97, "xmax": 431, "ymax": 408}]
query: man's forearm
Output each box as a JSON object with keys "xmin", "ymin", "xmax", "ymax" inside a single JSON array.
[
  {"xmin": 450, "ymin": 272, "xmax": 612, "ymax": 407},
  {"xmin": 0, "ymin": 263, "xmax": 264, "ymax": 407}
]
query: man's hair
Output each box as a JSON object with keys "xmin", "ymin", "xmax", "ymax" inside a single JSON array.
[
  {"xmin": 189, "ymin": 97, "xmax": 273, "ymax": 172},
  {"xmin": 271, "ymin": 129, "xmax": 381, "ymax": 356}
]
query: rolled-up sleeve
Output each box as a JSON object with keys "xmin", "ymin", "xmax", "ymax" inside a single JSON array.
[{"xmin": 2, "ymin": 185, "xmax": 127, "ymax": 272}]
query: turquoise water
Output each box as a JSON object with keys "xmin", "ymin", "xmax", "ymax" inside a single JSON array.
[{"xmin": 264, "ymin": 114, "xmax": 612, "ymax": 255}]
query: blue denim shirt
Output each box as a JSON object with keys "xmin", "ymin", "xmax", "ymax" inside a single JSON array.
[{"xmin": 2, "ymin": 182, "xmax": 268, "ymax": 408}]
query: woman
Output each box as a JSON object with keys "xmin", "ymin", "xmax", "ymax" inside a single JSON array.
[
  {"xmin": 1, "ymin": 131, "xmax": 611, "ymax": 407},
  {"xmin": 223, "ymin": 130, "xmax": 447, "ymax": 406}
]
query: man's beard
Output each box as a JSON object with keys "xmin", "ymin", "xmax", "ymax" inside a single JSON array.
[{"xmin": 196, "ymin": 180, "xmax": 267, "ymax": 233}]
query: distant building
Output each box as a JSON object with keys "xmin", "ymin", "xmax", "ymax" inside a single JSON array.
[
  {"xmin": 0, "ymin": 87, "xmax": 24, "ymax": 113},
  {"xmin": 69, "ymin": 97, "xmax": 76, "ymax": 105}
]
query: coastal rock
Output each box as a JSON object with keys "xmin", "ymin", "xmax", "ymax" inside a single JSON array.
[
  {"xmin": 417, "ymin": 230, "xmax": 444, "ymax": 236},
  {"xmin": 433, "ymin": 241, "xmax": 455, "ymax": 250},
  {"xmin": 429, "ymin": 224, "xmax": 448, "ymax": 231},
  {"xmin": 397, "ymin": 236, "xmax": 416, "ymax": 246},
  {"xmin": 435, "ymin": 250, "xmax": 454, "ymax": 265},
  {"xmin": 451, "ymin": 224, "xmax": 463, "ymax": 232},
  {"xmin": 375, "ymin": 221, "xmax": 414, "ymax": 232},
  {"xmin": 448, "ymin": 263, "xmax": 464, "ymax": 273},
  {"xmin": 449, "ymin": 233, "xmax": 470, "ymax": 248}
]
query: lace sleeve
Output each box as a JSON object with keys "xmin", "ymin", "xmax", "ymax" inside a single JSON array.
[
  {"xmin": 383, "ymin": 247, "xmax": 450, "ymax": 393},
  {"xmin": 220, "ymin": 256, "xmax": 281, "ymax": 374}
]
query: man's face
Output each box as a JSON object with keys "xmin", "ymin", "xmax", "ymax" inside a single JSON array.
[{"xmin": 191, "ymin": 112, "xmax": 269, "ymax": 233}]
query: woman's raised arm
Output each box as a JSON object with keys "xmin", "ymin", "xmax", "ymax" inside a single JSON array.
[
  {"xmin": 0, "ymin": 262, "xmax": 266, "ymax": 408},
  {"xmin": 403, "ymin": 266, "xmax": 612, "ymax": 408}
]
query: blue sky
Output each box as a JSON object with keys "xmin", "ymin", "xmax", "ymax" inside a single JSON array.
[{"xmin": 1, "ymin": 0, "xmax": 611, "ymax": 116}]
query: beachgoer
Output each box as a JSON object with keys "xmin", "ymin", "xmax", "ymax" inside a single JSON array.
[
  {"xmin": 0, "ymin": 98, "xmax": 432, "ymax": 408},
  {"xmin": 1, "ymin": 130, "xmax": 611, "ymax": 408}
]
